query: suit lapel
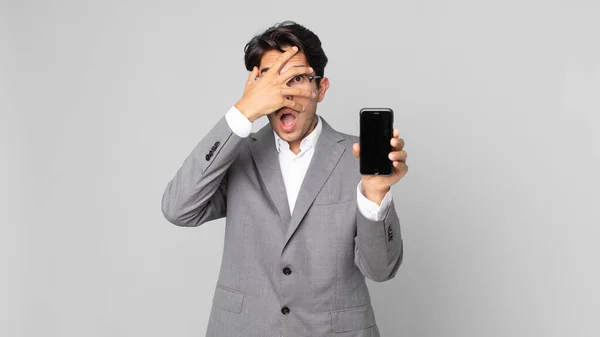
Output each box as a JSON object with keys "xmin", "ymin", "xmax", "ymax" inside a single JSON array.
[
  {"xmin": 249, "ymin": 117, "xmax": 347, "ymax": 247},
  {"xmin": 284, "ymin": 117, "xmax": 346, "ymax": 247},
  {"xmin": 250, "ymin": 125, "xmax": 292, "ymax": 230}
]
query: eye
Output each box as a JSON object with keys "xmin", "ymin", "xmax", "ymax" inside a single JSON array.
[{"xmin": 292, "ymin": 75, "xmax": 304, "ymax": 82}]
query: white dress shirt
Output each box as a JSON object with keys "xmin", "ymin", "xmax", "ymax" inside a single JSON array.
[{"xmin": 224, "ymin": 106, "xmax": 392, "ymax": 221}]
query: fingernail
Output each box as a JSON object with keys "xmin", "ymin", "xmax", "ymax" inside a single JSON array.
[
  {"xmin": 292, "ymin": 46, "xmax": 298, "ymax": 51},
  {"xmin": 312, "ymin": 92, "xmax": 316, "ymax": 98},
  {"xmin": 308, "ymin": 67, "xmax": 313, "ymax": 72}
]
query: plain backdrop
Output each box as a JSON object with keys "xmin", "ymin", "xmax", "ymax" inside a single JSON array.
[{"xmin": 3, "ymin": 0, "xmax": 599, "ymax": 336}]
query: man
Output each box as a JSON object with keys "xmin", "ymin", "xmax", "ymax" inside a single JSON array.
[{"xmin": 161, "ymin": 21, "xmax": 408, "ymax": 337}]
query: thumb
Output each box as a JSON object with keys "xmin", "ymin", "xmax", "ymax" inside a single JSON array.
[{"xmin": 352, "ymin": 143, "xmax": 360, "ymax": 158}]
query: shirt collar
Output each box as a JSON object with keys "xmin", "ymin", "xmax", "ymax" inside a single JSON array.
[{"xmin": 273, "ymin": 115, "xmax": 323, "ymax": 154}]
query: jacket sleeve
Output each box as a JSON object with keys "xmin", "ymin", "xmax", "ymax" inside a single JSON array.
[
  {"xmin": 354, "ymin": 199, "xmax": 403, "ymax": 282},
  {"xmin": 161, "ymin": 116, "xmax": 246, "ymax": 227}
]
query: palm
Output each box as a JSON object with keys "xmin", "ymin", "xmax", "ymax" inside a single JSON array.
[{"xmin": 362, "ymin": 166, "xmax": 405, "ymax": 191}]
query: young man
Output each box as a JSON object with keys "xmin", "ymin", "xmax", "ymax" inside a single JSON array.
[{"xmin": 161, "ymin": 21, "xmax": 408, "ymax": 337}]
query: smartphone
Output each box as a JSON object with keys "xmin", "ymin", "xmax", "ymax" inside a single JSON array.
[{"xmin": 359, "ymin": 108, "xmax": 394, "ymax": 176}]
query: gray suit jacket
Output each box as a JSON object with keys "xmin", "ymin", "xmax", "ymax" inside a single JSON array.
[{"xmin": 161, "ymin": 115, "xmax": 403, "ymax": 337}]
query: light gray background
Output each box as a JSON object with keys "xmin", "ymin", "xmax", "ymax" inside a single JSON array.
[{"xmin": 3, "ymin": 0, "xmax": 599, "ymax": 336}]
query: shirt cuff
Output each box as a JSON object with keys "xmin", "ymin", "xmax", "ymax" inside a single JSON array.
[
  {"xmin": 225, "ymin": 105, "xmax": 252, "ymax": 138},
  {"xmin": 356, "ymin": 181, "xmax": 393, "ymax": 221}
]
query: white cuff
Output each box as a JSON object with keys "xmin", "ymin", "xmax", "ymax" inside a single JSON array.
[
  {"xmin": 356, "ymin": 181, "xmax": 393, "ymax": 221},
  {"xmin": 225, "ymin": 106, "xmax": 252, "ymax": 138}
]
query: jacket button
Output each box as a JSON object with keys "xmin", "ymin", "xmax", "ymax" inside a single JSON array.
[
  {"xmin": 283, "ymin": 267, "xmax": 292, "ymax": 275},
  {"xmin": 205, "ymin": 154, "xmax": 210, "ymax": 161},
  {"xmin": 281, "ymin": 306, "xmax": 290, "ymax": 315}
]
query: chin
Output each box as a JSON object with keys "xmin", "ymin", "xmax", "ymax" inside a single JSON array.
[{"xmin": 276, "ymin": 130, "xmax": 300, "ymax": 142}]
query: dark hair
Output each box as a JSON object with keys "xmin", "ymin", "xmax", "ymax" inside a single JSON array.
[{"xmin": 243, "ymin": 20, "xmax": 328, "ymax": 86}]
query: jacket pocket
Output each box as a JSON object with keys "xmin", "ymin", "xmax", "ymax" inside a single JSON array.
[
  {"xmin": 212, "ymin": 285, "xmax": 244, "ymax": 314},
  {"xmin": 331, "ymin": 305, "xmax": 376, "ymax": 333}
]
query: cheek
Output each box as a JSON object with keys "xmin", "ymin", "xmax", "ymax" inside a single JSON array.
[
  {"xmin": 297, "ymin": 95, "xmax": 317, "ymax": 106},
  {"xmin": 305, "ymin": 100, "xmax": 318, "ymax": 112}
]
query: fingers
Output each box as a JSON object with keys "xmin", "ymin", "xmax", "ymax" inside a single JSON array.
[
  {"xmin": 269, "ymin": 46, "xmax": 299, "ymax": 74},
  {"xmin": 391, "ymin": 137, "xmax": 405, "ymax": 150},
  {"xmin": 354, "ymin": 140, "xmax": 408, "ymax": 176},
  {"xmin": 281, "ymin": 98, "xmax": 305, "ymax": 112},
  {"xmin": 393, "ymin": 161, "xmax": 409, "ymax": 172},
  {"xmin": 352, "ymin": 143, "xmax": 360, "ymax": 158},
  {"xmin": 245, "ymin": 66, "xmax": 258, "ymax": 87},
  {"xmin": 280, "ymin": 87, "xmax": 315, "ymax": 99},
  {"xmin": 278, "ymin": 66, "xmax": 313, "ymax": 83},
  {"xmin": 388, "ymin": 150, "xmax": 407, "ymax": 162},
  {"xmin": 390, "ymin": 128, "xmax": 404, "ymax": 151},
  {"xmin": 247, "ymin": 66, "xmax": 259, "ymax": 83},
  {"xmin": 391, "ymin": 143, "xmax": 409, "ymax": 173},
  {"xmin": 246, "ymin": 66, "xmax": 260, "ymax": 88},
  {"xmin": 388, "ymin": 129, "xmax": 408, "ymax": 166}
]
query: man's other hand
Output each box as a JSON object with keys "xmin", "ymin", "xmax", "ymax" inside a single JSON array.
[{"xmin": 352, "ymin": 128, "xmax": 408, "ymax": 205}]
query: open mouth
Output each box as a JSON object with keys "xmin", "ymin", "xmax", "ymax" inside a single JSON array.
[{"xmin": 278, "ymin": 109, "xmax": 297, "ymax": 132}]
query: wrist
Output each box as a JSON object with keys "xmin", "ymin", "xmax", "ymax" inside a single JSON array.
[
  {"xmin": 363, "ymin": 184, "xmax": 390, "ymax": 206},
  {"xmin": 235, "ymin": 99, "xmax": 259, "ymax": 123}
]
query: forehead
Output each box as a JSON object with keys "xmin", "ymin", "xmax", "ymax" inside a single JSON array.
[{"xmin": 259, "ymin": 49, "xmax": 309, "ymax": 73}]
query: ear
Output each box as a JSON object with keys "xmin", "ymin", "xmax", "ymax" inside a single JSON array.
[{"xmin": 316, "ymin": 77, "xmax": 330, "ymax": 103}]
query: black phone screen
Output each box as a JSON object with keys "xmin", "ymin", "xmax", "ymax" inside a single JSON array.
[{"xmin": 359, "ymin": 108, "xmax": 393, "ymax": 176}]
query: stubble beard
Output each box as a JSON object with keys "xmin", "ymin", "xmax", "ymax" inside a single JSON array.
[{"xmin": 290, "ymin": 113, "xmax": 318, "ymax": 143}]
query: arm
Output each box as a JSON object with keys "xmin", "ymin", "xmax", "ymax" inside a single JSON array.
[
  {"xmin": 161, "ymin": 110, "xmax": 247, "ymax": 227},
  {"xmin": 354, "ymin": 185, "xmax": 403, "ymax": 282},
  {"xmin": 351, "ymin": 127, "xmax": 408, "ymax": 282},
  {"xmin": 162, "ymin": 47, "xmax": 318, "ymax": 227}
]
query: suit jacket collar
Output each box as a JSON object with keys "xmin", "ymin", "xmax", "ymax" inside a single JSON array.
[{"xmin": 250, "ymin": 115, "xmax": 346, "ymax": 248}]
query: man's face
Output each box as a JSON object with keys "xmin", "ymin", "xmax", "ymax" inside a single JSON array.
[{"xmin": 258, "ymin": 47, "xmax": 330, "ymax": 145}]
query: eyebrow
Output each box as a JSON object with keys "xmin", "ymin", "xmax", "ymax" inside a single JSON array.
[{"xmin": 260, "ymin": 64, "xmax": 306, "ymax": 74}]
